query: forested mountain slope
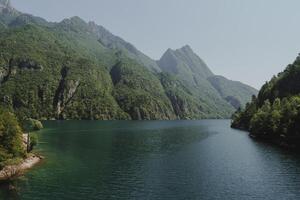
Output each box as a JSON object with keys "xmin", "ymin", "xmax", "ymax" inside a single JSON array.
[
  {"xmin": 0, "ymin": 0, "xmax": 257, "ymax": 120},
  {"xmin": 232, "ymin": 55, "xmax": 300, "ymax": 148},
  {"xmin": 157, "ymin": 46, "xmax": 257, "ymax": 117}
]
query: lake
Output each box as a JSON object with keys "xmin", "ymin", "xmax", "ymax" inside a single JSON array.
[{"xmin": 1, "ymin": 120, "xmax": 300, "ymax": 200}]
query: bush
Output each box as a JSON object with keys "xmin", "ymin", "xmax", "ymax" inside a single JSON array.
[
  {"xmin": 23, "ymin": 118, "xmax": 43, "ymax": 132},
  {"xmin": 30, "ymin": 119, "xmax": 43, "ymax": 131},
  {"xmin": 29, "ymin": 133, "xmax": 38, "ymax": 150}
]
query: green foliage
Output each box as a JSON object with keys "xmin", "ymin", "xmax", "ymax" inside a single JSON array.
[
  {"xmin": 0, "ymin": 107, "xmax": 25, "ymax": 168},
  {"xmin": 159, "ymin": 72, "xmax": 207, "ymax": 119},
  {"xmin": 22, "ymin": 118, "xmax": 43, "ymax": 132},
  {"xmin": 158, "ymin": 46, "xmax": 257, "ymax": 118},
  {"xmin": 231, "ymin": 95, "xmax": 257, "ymax": 130},
  {"xmin": 248, "ymin": 97, "xmax": 300, "ymax": 141},
  {"xmin": 0, "ymin": 146, "xmax": 11, "ymax": 163},
  {"xmin": 232, "ymin": 56, "xmax": 300, "ymax": 147},
  {"xmin": 0, "ymin": 25, "xmax": 128, "ymax": 120},
  {"xmin": 249, "ymin": 100, "xmax": 274, "ymax": 137},
  {"xmin": 0, "ymin": 6, "xmax": 257, "ymax": 120},
  {"xmin": 111, "ymin": 60, "xmax": 176, "ymax": 120},
  {"xmin": 29, "ymin": 132, "xmax": 38, "ymax": 150}
]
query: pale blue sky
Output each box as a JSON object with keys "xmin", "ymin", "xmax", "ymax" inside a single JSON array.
[{"xmin": 11, "ymin": 0, "xmax": 300, "ymax": 89}]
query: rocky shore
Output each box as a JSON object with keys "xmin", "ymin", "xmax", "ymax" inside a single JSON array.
[{"xmin": 0, "ymin": 155, "xmax": 43, "ymax": 181}]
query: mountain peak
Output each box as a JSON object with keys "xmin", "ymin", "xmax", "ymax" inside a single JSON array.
[
  {"xmin": 164, "ymin": 48, "xmax": 175, "ymax": 55},
  {"xmin": 0, "ymin": 0, "xmax": 10, "ymax": 7},
  {"xmin": 58, "ymin": 16, "xmax": 92, "ymax": 32},
  {"xmin": 164, "ymin": 45, "xmax": 193, "ymax": 54},
  {"xmin": 158, "ymin": 45, "xmax": 213, "ymax": 78},
  {"xmin": 0, "ymin": 0, "xmax": 20, "ymax": 22},
  {"xmin": 180, "ymin": 45, "xmax": 192, "ymax": 51},
  {"xmin": 69, "ymin": 16, "xmax": 85, "ymax": 23},
  {"xmin": 177, "ymin": 45, "xmax": 195, "ymax": 56}
]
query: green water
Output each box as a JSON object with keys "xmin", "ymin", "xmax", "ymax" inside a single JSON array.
[{"xmin": 1, "ymin": 120, "xmax": 300, "ymax": 200}]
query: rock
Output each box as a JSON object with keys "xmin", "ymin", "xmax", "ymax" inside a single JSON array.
[{"xmin": 0, "ymin": 155, "xmax": 42, "ymax": 181}]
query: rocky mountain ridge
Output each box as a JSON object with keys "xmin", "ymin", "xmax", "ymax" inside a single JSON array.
[{"xmin": 0, "ymin": 2, "xmax": 257, "ymax": 120}]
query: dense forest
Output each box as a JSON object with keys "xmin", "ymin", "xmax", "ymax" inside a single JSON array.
[
  {"xmin": 0, "ymin": 1, "xmax": 257, "ymax": 120},
  {"xmin": 232, "ymin": 55, "xmax": 300, "ymax": 148},
  {"xmin": 0, "ymin": 108, "xmax": 25, "ymax": 169},
  {"xmin": 0, "ymin": 107, "xmax": 42, "ymax": 170}
]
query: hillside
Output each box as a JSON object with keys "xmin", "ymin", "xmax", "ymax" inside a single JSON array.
[
  {"xmin": 157, "ymin": 46, "xmax": 257, "ymax": 117},
  {"xmin": 207, "ymin": 75, "xmax": 258, "ymax": 109},
  {"xmin": 232, "ymin": 55, "xmax": 300, "ymax": 148},
  {"xmin": 0, "ymin": 0, "xmax": 257, "ymax": 120}
]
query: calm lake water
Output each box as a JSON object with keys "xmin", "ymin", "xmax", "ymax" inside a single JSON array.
[{"xmin": 1, "ymin": 120, "xmax": 300, "ymax": 200}]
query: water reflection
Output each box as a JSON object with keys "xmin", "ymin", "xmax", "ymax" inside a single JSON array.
[
  {"xmin": 0, "ymin": 180, "xmax": 21, "ymax": 200},
  {"xmin": 1, "ymin": 120, "xmax": 300, "ymax": 200}
]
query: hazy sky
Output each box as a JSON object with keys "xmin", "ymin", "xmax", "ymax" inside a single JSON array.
[{"xmin": 11, "ymin": 0, "xmax": 300, "ymax": 89}]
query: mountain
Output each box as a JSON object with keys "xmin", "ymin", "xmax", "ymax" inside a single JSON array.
[
  {"xmin": 0, "ymin": 0, "xmax": 13, "ymax": 13},
  {"xmin": 231, "ymin": 55, "xmax": 300, "ymax": 148},
  {"xmin": 157, "ymin": 46, "xmax": 257, "ymax": 116},
  {"xmin": 207, "ymin": 75, "xmax": 258, "ymax": 109},
  {"xmin": 0, "ymin": 0, "xmax": 19, "ymax": 23},
  {"xmin": 158, "ymin": 45, "xmax": 213, "ymax": 79},
  {"xmin": 0, "ymin": 2, "xmax": 257, "ymax": 120},
  {"xmin": 88, "ymin": 21, "xmax": 161, "ymax": 72},
  {"xmin": 110, "ymin": 59, "xmax": 176, "ymax": 120}
]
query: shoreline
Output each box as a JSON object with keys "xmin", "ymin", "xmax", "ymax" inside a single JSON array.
[
  {"xmin": 0, "ymin": 154, "xmax": 43, "ymax": 182},
  {"xmin": 233, "ymin": 126, "xmax": 300, "ymax": 151}
]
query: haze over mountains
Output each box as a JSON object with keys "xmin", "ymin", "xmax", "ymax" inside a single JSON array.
[{"xmin": 0, "ymin": 0, "xmax": 257, "ymax": 120}]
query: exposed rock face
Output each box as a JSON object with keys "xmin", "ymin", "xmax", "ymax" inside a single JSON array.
[
  {"xmin": 0, "ymin": 0, "xmax": 21, "ymax": 25},
  {"xmin": 158, "ymin": 45, "xmax": 213, "ymax": 81},
  {"xmin": 0, "ymin": 155, "xmax": 42, "ymax": 181},
  {"xmin": 0, "ymin": 0, "xmax": 10, "ymax": 8},
  {"xmin": 158, "ymin": 46, "xmax": 236, "ymax": 118},
  {"xmin": 17, "ymin": 59, "xmax": 43, "ymax": 70},
  {"xmin": 0, "ymin": 0, "xmax": 19, "ymax": 17},
  {"xmin": 0, "ymin": 68, "xmax": 9, "ymax": 84},
  {"xmin": 0, "ymin": 1, "xmax": 258, "ymax": 120},
  {"xmin": 0, "ymin": 58, "xmax": 43, "ymax": 85},
  {"xmin": 159, "ymin": 73, "xmax": 206, "ymax": 119},
  {"xmin": 167, "ymin": 93, "xmax": 192, "ymax": 117},
  {"xmin": 53, "ymin": 67, "xmax": 80, "ymax": 119},
  {"xmin": 0, "ymin": 58, "xmax": 13, "ymax": 85},
  {"xmin": 110, "ymin": 61, "xmax": 177, "ymax": 120},
  {"xmin": 158, "ymin": 46, "xmax": 258, "ymax": 115}
]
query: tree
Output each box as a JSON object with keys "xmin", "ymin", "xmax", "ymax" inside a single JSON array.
[
  {"xmin": 22, "ymin": 118, "xmax": 43, "ymax": 152},
  {"xmin": 250, "ymin": 100, "xmax": 273, "ymax": 138},
  {"xmin": 0, "ymin": 108, "xmax": 25, "ymax": 167},
  {"xmin": 231, "ymin": 95, "xmax": 257, "ymax": 130}
]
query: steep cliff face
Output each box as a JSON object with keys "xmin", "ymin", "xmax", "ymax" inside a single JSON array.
[
  {"xmin": 110, "ymin": 60, "xmax": 176, "ymax": 120},
  {"xmin": 0, "ymin": 0, "xmax": 11, "ymax": 10},
  {"xmin": 157, "ymin": 46, "xmax": 258, "ymax": 116},
  {"xmin": 159, "ymin": 73, "xmax": 206, "ymax": 119},
  {"xmin": 158, "ymin": 46, "xmax": 236, "ymax": 118},
  {"xmin": 53, "ymin": 67, "xmax": 80, "ymax": 119},
  {"xmin": 0, "ymin": 58, "xmax": 12, "ymax": 85},
  {"xmin": 158, "ymin": 46, "xmax": 213, "ymax": 84},
  {"xmin": 0, "ymin": 26, "xmax": 128, "ymax": 120}
]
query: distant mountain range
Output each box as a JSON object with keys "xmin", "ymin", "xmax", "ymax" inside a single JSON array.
[{"xmin": 0, "ymin": 0, "xmax": 257, "ymax": 120}]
